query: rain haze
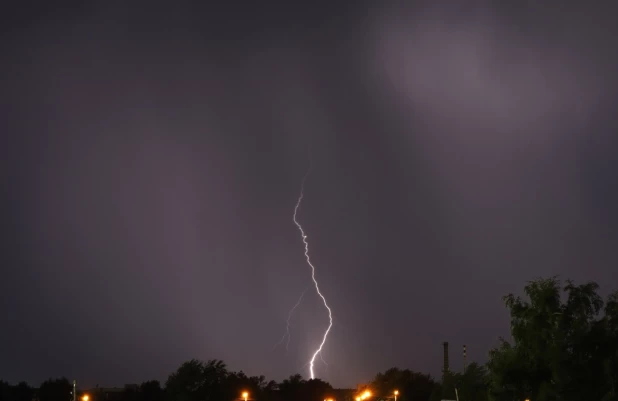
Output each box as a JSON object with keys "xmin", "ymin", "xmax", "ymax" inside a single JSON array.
[{"xmin": 1, "ymin": 0, "xmax": 617, "ymax": 389}]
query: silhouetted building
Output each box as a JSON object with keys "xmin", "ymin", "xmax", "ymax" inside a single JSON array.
[
  {"xmin": 88, "ymin": 385, "xmax": 139, "ymax": 401},
  {"xmin": 442, "ymin": 341, "xmax": 450, "ymax": 377}
]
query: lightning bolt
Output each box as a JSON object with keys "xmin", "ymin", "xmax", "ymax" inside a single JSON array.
[
  {"xmin": 272, "ymin": 287, "xmax": 309, "ymax": 353},
  {"xmin": 320, "ymin": 353, "xmax": 329, "ymax": 372},
  {"xmin": 297, "ymin": 352, "xmax": 329, "ymax": 373},
  {"xmin": 293, "ymin": 150, "xmax": 333, "ymax": 380}
]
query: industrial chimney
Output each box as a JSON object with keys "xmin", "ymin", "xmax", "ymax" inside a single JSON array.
[{"xmin": 442, "ymin": 342, "xmax": 450, "ymax": 376}]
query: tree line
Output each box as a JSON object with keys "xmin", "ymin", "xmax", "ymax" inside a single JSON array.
[{"xmin": 2, "ymin": 277, "xmax": 617, "ymax": 401}]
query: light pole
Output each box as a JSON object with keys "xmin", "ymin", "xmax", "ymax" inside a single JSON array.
[
  {"xmin": 242, "ymin": 391, "xmax": 249, "ymax": 401},
  {"xmin": 394, "ymin": 390, "xmax": 399, "ymax": 401}
]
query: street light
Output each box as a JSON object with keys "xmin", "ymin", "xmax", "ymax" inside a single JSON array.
[
  {"xmin": 242, "ymin": 391, "xmax": 248, "ymax": 401},
  {"xmin": 82, "ymin": 395, "xmax": 89, "ymax": 401},
  {"xmin": 394, "ymin": 390, "xmax": 399, "ymax": 401}
]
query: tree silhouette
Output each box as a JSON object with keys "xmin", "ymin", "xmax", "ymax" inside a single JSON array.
[
  {"xmin": 0, "ymin": 381, "xmax": 33, "ymax": 401},
  {"xmin": 605, "ymin": 292, "xmax": 618, "ymax": 400},
  {"xmin": 487, "ymin": 277, "xmax": 618, "ymax": 401},
  {"xmin": 276, "ymin": 374, "xmax": 333, "ymax": 401},
  {"xmin": 165, "ymin": 359, "xmax": 208, "ymax": 401},
  {"xmin": 277, "ymin": 374, "xmax": 305, "ymax": 401},
  {"xmin": 13, "ymin": 382, "xmax": 33, "ymax": 401},
  {"xmin": 371, "ymin": 367, "xmax": 436, "ymax": 401},
  {"xmin": 430, "ymin": 363, "xmax": 489, "ymax": 401},
  {"xmin": 39, "ymin": 378, "xmax": 72, "ymax": 401},
  {"xmin": 140, "ymin": 380, "xmax": 164, "ymax": 401},
  {"xmin": 224, "ymin": 370, "xmax": 267, "ymax": 401},
  {"xmin": 0, "ymin": 381, "xmax": 10, "ymax": 401},
  {"xmin": 6, "ymin": 276, "xmax": 618, "ymax": 401},
  {"xmin": 303, "ymin": 378, "xmax": 334, "ymax": 401},
  {"xmin": 456, "ymin": 363, "xmax": 488, "ymax": 401},
  {"xmin": 165, "ymin": 359, "xmax": 231, "ymax": 401}
]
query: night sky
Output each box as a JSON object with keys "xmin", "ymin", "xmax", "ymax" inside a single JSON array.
[{"xmin": 2, "ymin": 0, "xmax": 618, "ymax": 390}]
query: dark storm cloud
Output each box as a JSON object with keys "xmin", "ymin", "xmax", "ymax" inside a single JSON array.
[
  {"xmin": 360, "ymin": 0, "xmax": 618, "ymax": 374},
  {"xmin": 367, "ymin": 1, "xmax": 618, "ymax": 279},
  {"xmin": 1, "ymin": 0, "xmax": 617, "ymax": 389}
]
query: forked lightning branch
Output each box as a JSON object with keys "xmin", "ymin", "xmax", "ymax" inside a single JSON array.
[{"xmin": 292, "ymin": 154, "xmax": 334, "ymax": 380}]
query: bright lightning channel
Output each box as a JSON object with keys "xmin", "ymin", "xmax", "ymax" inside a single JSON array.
[
  {"xmin": 293, "ymin": 154, "xmax": 333, "ymax": 380},
  {"xmin": 272, "ymin": 287, "xmax": 309, "ymax": 353}
]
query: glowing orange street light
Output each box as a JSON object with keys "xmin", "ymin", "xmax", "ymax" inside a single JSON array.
[
  {"xmin": 241, "ymin": 392, "xmax": 249, "ymax": 401},
  {"xmin": 364, "ymin": 391, "xmax": 371, "ymax": 398},
  {"xmin": 82, "ymin": 395, "xmax": 89, "ymax": 401},
  {"xmin": 394, "ymin": 390, "xmax": 399, "ymax": 401}
]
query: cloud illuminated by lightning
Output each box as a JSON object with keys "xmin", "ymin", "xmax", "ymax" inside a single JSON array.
[
  {"xmin": 293, "ymin": 151, "xmax": 333, "ymax": 380},
  {"xmin": 272, "ymin": 287, "xmax": 309, "ymax": 353}
]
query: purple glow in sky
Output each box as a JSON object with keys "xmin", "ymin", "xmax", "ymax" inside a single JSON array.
[{"xmin": 1, "ymin": 0, "xmax": 617, "ymax": 389}]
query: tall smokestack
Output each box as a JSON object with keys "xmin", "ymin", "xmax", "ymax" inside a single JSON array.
[
  {"xmin": 443, "ymin": 342, "xmax": 449, "ymax": 376},
  {"xmin": 463, "ymin": 345, "xmax": 467, "ymax": 373}
]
